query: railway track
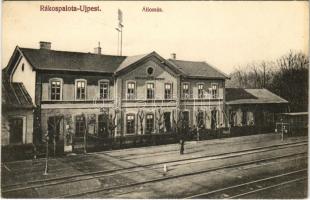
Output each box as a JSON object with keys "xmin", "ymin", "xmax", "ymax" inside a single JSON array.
[
  {"xmin": 2, "ymin": 140, "xmax": 307, "ymax": 193},
  {"xmin": 60, "ymin": 152, "xmax": 307, "ymax": 198},
  {"xmin": 2, "ymin": 145, "xmax": 307, "ymax": 198},
  {"xmin": 185, "ymin": 169, "xmax": 307, "ymax": 199}
]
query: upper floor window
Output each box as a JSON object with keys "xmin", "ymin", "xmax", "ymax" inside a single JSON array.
[
  {"xmin": 182, "ymin": 83, "xmax": 190, "ymax": 98},
  {"xmin": 75, "ymin": 79, "xmax": 86, "ymax": 100},
  {"xmin": 164, "ymin": 83, "xmax": 172, "ymax": 99},
  {"xmin": 147, "ymin": 83, "xmax": 154, "ymax": 99},
  {"xmin": 127, "ymin": 82, "xmax": 136, "ymax": 100},
  {"xmin": 50, "ymin": 79, "xmax": 62, "ymax": 100},
  {"xmin": 198, "ymin": 84, "xmax": 204, "ymax": 99},
  {"xmin": 211, "ymin": 83, "xmax": 218, "ymax": 98},
  {"xmin": 99, "ymin": 81, "xmax": 109, "ymax": 99}
]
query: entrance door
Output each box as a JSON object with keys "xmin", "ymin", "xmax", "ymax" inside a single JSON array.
[
  {"xmin": 164, "ymin": 112, "xmax": 171, "ymax": 132},
  {"xmin": 98, "ymin": 114, "xmax": 109, "ymax": 137},
  {"xmin": 182, "ymin": 111, "xmax": 190, "ymax": 134},
  {"xmin": 211, "ymin": 110, "xmax": 217, "ymax": 130},
  {"xmin": 9, "ymin": 118, "xmax": 23, "ymax": 144},
  {"xmin": 75, "ymin": 115, "xmax": 86, "ymax": 137}
]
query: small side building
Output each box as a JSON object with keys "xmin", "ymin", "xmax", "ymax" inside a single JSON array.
[
  {"xmin": 225, "ymin": 88, "xmax": 289, "ymax": 133},
  {"xmin": 2, "ymin": 77, "xmax": 35, "ymax": 160}
]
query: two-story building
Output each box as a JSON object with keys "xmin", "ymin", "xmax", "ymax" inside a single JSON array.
[{"xmin": 3, "ymin": 41, "xmax": 229, "ymax": 152}]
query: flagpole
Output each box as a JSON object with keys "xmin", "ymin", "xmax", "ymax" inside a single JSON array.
[{"xmin": 120, "ymin": 24, "xmax": 123, "ymax": 56}]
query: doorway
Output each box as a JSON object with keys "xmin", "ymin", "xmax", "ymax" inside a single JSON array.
[
  {"xmin": 98, "ymin": 113, "xmax": 109, "ymax": 137},
  {"xmin": 9, "ymin": 118, "xmax": 23, "ymax": 144},
  {"xmin": 164, "ymin": 112, "xmax": 171, "ymax": 132}
]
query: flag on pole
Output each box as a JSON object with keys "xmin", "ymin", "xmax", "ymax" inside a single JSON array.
[{"xmin": 118, "ymin": 9, "xmax": 123, "ymax": 24}]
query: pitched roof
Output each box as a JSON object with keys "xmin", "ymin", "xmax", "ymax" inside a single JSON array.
[
  {"xmin": 2, "ymin": 81, "xmax": 34, "ymax": 109},
  {"xmin": 167, "ymin": 59, "xmax": 229, "ymax": 79},
  {"xmin": 225, "ymin": 88, "xmax": 258, "ymax": 101},
  {"xmin": 226, "ymin": 88, "xmax": 288, "ymax": 105},
  {"xmin": 15, "ymin": 47, "xmax": 226, "ymax": 79},
  {"xmin": 19, "ymin": 48, "xmax": 126, "ymax": 73},
  {"xmin": 115, "ymin": 53, "xmax": 150, "ymax": 72}
]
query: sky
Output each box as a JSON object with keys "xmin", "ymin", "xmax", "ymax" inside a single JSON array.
[{"xmin": 2, "ymin": 1, "xmax": 309, "ymax": 73}]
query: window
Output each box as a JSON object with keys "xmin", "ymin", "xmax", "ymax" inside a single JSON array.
[
  {"xmin": 147, "ymin": 67, "xmax": 154, "ymax": 75},
  {"xmin": 146, "ymin": 83, "xmax": 155, "ymax": 99},
  {"xmin": 197, "ymin": 111, "xmax": 204, "ymax": 128},
  {"xmin": 99, "ymin": 81, "xmax": 109, "ymax": 99},
  {"xmin": 164, "ymin": 83, "xmax": 172, "ymax": 99},
  {"xmin": 146, "ymin": 114, "xmax": 154, "ymax": 133},
  {"xmin": 75, "ymin": 115, "xmax": 86, "ymax": 137},
  {"xmin": 76, "ymin": 80, "xmax": 86, "ymax": 100},
  {"xmin": 127, "ymin": 82, "xmax": 136, "ymax": 99},
  {"xmin": 51, "ymin": 80, "xmax": 62, "ymax": 100},
  {"xmin": 211, "ymin": 83, "xmax": 218, "ymax": 98},
  {"xmin": 198, "ymin": 84, "xmax": 204, "ymax": 99},
  {"xmin": 21, "ymin": 63, "xmax": 24, "ymax": 71},
  {"xmin": 126, "ymin": 114, "xmax": 135, "ymax": 134},
  {"xmin": 182, "ymin": 83, "xmax": 190, "ymax": 98}
]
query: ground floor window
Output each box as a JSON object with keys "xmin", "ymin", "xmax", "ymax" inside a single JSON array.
[
  {"xmin": 75, "ymin": 115, "xmax": 86, "ymax": 137},
  {"xmin": 146, "ymin": 114, "xmax": 154, "ymax": 134},
  {"xmin": 197, "ymin": 111, "xmax": 204, "ymax": 128},
  {"xmin": 9, "ymin": 118, "xmax": 23, "ymax": 144},
  {"xmin": 126, "ymin": 114, "xmax": 135, "ymax": 134}
]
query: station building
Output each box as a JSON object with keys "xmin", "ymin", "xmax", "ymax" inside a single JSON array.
[{"xmin": 3, "ymin": 42, "xmax": 229, "ymax": 152}]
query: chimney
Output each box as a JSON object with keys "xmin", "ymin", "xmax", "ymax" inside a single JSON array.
[
  {"xmin": 171, "ymin": 53, "xmax": 176, "ymax": 60},
  {"xmin": 94, "ymin": 42, "xmax": 102, "ymax": 55},
  {"xmin": 39, "ymin": 41, "xmax": 51, "ymax": 50}
]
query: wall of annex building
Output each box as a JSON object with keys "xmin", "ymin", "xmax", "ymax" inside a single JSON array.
[{"xmin": 11, "ymin": 56, "xmax": 36, "ymax": 103}]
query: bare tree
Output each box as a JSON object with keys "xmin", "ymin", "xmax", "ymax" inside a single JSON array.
[
  {"xmin": 156, "ymin": 108, "xmax": 164, "ymax": 134},
  {"xmin": 137, "ymin": 109, "xmax": 145, "ymax": 135}
]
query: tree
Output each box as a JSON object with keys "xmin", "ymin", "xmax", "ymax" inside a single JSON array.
[
  {"xmin": 156, "ymin": 108, "xmax": 164, "ymax": 134},
  {"xmin": 270, "ymin": 51, "xmax": 309, "ymax": 112},
  {"xmin": 47, "ymin": 115, "xmax": 64, "ymax": 156},
  {"xmin": 227, "ymin": 50, "xmax": 308, "ymax": 112},
  {"xmin": 137, "ymin": 109, "xmax": 145, "ymax": 134},
  {"xmin": 108, "ymin": 109, "xmax": 119, "ymax": 138}
]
